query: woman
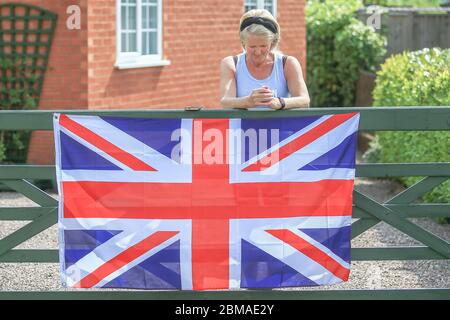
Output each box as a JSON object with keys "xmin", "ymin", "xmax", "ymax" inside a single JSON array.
[{"xmin": 220, "ymin": 9, "xmax": 310, "ymax": 110}]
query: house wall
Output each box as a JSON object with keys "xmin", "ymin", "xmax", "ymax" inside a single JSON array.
[
  {"xmin": 21, "ymin": 0, "xmax": 306, "ymax": 164},
  {"xmin": 4, "ymin": 0, "xmax": 89, "ymax": 164},
  {"xmin": 87, "ymin": 0, "xmax": 307, "ymax": 109}
]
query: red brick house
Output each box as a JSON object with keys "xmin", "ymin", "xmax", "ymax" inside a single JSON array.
[{"xmin": 2, "ymin": 0, "xmax": 307, "ymax": 164}]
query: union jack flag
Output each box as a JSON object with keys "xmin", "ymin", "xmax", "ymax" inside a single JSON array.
[{"xmin": 53, "ymin": 112, "xmax": 360, "ymax": 290}]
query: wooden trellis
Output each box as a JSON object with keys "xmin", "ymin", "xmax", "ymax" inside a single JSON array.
[{"xmin": 0, "ymin": 3, "xmax": 57, "ymax": 108}]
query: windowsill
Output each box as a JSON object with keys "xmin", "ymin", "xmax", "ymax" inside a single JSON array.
[{"xmin": 115, "ymin": 59, "xmax": 171, "ymax": 70}]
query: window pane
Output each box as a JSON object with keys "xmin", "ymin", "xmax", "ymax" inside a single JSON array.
[
  {"xmin": 129, "ymin": 32, "xmax": 137, "ymax": 51},
  {"xmin": 142, "ymin": 32, "xmax": 157, "ymax": 55},
  {"xmin": 149, "ymin": 6, "xmax": 157, "ymax": 29},
  {"xmin": 119, "ymin": 0, "xmax": 160, "ymax": 55},
  {"xmin": 121, "ymin": 7, "xmax": 127, "ymax": 29},
  {"xmin": 121, "ymin": 33, "xmax": 127, "ymax": 52},
  {"xmin": 264, "ymin": 0, "xmax": 274, "ymax": 15},
  {"xmin": 142, "ymin": 5, "xmax": 148, "ymax": 29},
  {"xmin": 245, "ymin": 5, "xmax": 256, "ymax": 12},
  {"xmin": 149, "ymin": 32, "xmax": 157, "ymax": 54},
  {"xmin": 142, "ymin": 4, "xmax": 156, "ymax": 30},
  {"xmin": 142, "ymin": 31, "xmax": 148, "ymax": 54},
  {"xmin": 129, "ymin": 7, "xmax": 136, "ymax": 30},
  {"xmin": 243, "ymin": 0, "xmax": 275, "ymax": 15},
  {"xmin": 244, "ymin": 0, "xmax": 257, "ymax": 12}
]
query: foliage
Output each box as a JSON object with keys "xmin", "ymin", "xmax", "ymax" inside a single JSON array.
[
  {"xmin": 362, "ymin": 0, "xmax": 441, "ymax": 6},
  {"xmin": 0, "ymin": 58, "xmax": 38, "ymax": 163},
  {"xmin": 364, "ymin": 48, "xmax": 450, "ymax": 206},
  {"xmin": 306, "ymin": 0, "xmax": 387, "ymax": 107},
  {"xmin": 373, "ymin": 48, "xmax": 450, "ymax": 106},
  {"xmin": 334, "ymin": 23, "xmax": 387, "ymax": 106}
]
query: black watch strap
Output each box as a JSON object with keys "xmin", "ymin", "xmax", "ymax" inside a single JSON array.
[{"xmin": 278, "ymin": 97, "xmax": 286, "ymax": 110}]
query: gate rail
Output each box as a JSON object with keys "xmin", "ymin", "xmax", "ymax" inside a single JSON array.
[{"xmin": 0, "ymin": 107, "xmax": 449, "ymax": 299}]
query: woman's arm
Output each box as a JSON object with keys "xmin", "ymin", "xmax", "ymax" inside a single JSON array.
[
  {"xmin": 283, "ymin": 56, "xmax": 310, "ymax": 109},
  {"xmin": 220, "ymin": 57, "xmax": 251, "ymax": 109}
]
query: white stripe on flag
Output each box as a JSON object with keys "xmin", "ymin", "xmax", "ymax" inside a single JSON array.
[
  {"xmin": 229, "ymin": 114, "xmax": 359, "ymax": 183},
  {"xmin": 64, "ymin": 115, "xmax": 185, "ymax": 173},
  {"xmin": 62, "ymin": 218, "xmax": 193, "ymax": 290},
  {"xmin": 245, "ymin": 228, "xmax": 345, "ymax": 286},
  {"xmin": 229, "ymin": 216, "xmax": 351, "ymax": 288}
]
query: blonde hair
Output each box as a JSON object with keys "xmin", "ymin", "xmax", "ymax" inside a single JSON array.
[{"xmin": 239, "ymin": 9, "xmax": 281, "ymax": 51}]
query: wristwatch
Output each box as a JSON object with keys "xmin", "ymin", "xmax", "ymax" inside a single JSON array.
[{"xmin": 278, "ymin": 97, "xmax": 286, "ymax": 110}]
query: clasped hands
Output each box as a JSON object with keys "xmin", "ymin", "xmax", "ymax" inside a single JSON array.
[{"xmin": 247, "ymin": 86, "xmax": 283, "ymax": 110}]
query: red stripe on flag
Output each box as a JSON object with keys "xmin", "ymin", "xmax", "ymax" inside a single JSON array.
[
  {"xmin": 266, "ymin": 229, "xmax": 349, "ymax": 281},
  {"xmin": 62, "ymin": 179, "xmax": 354, "ymax": 219},
  {"xmin": 191, "ymin": 119, "xmax": 230, "ymax": 290},
  {"xmin": 74, "ymin": 231, "xmax": 178, "ymax": 288},
  {"xmin": 59, "ymin": 114, "xmax": 156, "ymax": 171},
  {"xmin": 242, "ymin": 113, "xmax": 358, "ymax": 172},
  {"xmin": 191, "ymin": 219, "xmax": 229, "ymax": 290}
]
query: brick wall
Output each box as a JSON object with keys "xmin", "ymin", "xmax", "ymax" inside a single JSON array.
[
  {"xmin": 87, "ymin": 0, "xmax": 242, "ymax": 109},
  {"xmin": 6, "ymin": 0, "xmax": 89, "ymax": 164},
  {"xmin": 278, "ymin": 0, "xmax": 307, "ymax": 69},
  {"xmin": 20, "ymin": 0, "xmax": 306, "ymax": 164},
  {"xmin": 87, "ymin": 0, "xmax": 306, "ymax": 110}
]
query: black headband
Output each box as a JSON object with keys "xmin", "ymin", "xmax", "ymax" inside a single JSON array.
[{"xmin": 240, "ymin": 17, "xmax": 278, "ymax": 34}]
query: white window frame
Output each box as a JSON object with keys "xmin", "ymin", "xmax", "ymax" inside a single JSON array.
[
  {"xmin": 244, "ymin": 0, "xmax": 277, "ymax": 18},
  {"xmin": 115, "ymin": 0, "xmax": 170, "ymax": 69}
]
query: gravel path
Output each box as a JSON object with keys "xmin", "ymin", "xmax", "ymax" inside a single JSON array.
[{"xmin": 0, "ymin": 178, "xmax": 449, "ymax": 291}]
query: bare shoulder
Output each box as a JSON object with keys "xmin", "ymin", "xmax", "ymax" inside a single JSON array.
[
  {"xmin": 284, "ymin": 55, "xmax": 304, "ymax": 77},
  {"xmin": 221, "ymin": 56, "xmax": 236, "ymax": 68},
  {"xmin": 220, "ymin": 56, "xmax": 237, "ymax": 78},
  {"xmin": 285, "ymin": 55, "xmax": 302, "ymax": 69}
]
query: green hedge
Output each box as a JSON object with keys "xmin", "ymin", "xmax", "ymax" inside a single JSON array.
[
  {"xmin": 365, "ymin": 48, "xmax": 450, "ymax": 204},
  {"xmin": 306, "ymin": 0, "xmax": 386, "ymax": 107},
  {"xmin": 361, "ymin": 0, "xmax": 441, "ymax": 6}
]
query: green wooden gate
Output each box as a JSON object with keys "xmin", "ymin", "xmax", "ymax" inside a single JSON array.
[{"xmin": 0, "ymin": 107, "xmax": 449, "ymax": 300}]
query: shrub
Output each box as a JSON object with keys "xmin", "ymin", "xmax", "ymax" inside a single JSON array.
[
  {"xmin": 362, "ymin": 0, "xmax": 441, "ymax": 6},
  {"xmin": 334, "ymin": 22, "xmax": 387, "ymax": 106},
  {"xmin": 366, "ymin": 48, "xmax": 450, "ymax": 205},
  {"xmin": 306, "ymin": 0, "xmax": 386, "ymax": 107}
]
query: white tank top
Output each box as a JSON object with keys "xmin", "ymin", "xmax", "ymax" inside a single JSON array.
[{"xmin": 235, "ymin": 52, "xmax": 290, "ymax": 101}]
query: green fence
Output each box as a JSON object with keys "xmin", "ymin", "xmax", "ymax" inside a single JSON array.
[{"xmin": 0, "ymin": 107, "xmax": 449, "ymax": 300}]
